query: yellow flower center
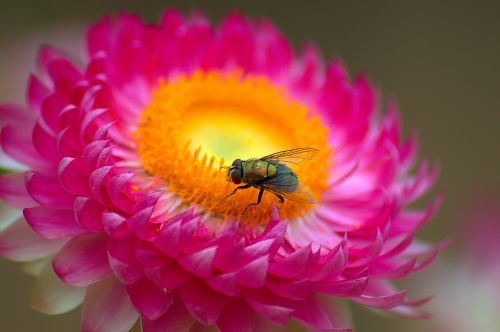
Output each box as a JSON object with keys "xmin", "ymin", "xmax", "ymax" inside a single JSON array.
[{"xmin": 136, "ymin": 70, "xmax": 331, "ymax": 227}]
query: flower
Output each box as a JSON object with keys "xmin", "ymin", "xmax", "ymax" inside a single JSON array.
[
  {"xmin": 0, "ymin": 10, "xmax": 442, "ymax": 332},
  {"xmin": 407, "ymin": 197, "xmax": 500, "ymax": 332}
]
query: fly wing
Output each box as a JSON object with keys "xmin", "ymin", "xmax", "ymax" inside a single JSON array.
[
  {"xmin": 260, "ymin": 148, "xmax": 319, "ymax": 166},
  {"xmin": 261, "ymin": 172, "xmax": 316, "ymax": 204}
]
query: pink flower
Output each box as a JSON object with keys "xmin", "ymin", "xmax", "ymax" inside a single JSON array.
[
  {"xmin": 0, "ymin": 10, "xmax": 442, "ymax": 332},
  {"xmin": 406, "ymin": 196, "xmax": 500, "ymax": 332}
]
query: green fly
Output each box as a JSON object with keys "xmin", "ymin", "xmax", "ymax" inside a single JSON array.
[{"xmin": 223, "ymin": 147, "xmax": 318, "ymax": 213}]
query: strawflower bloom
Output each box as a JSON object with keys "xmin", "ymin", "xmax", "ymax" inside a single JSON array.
[
  {"xmin": 0, "ymin": 10, "xmax": 443, "ymax": 332},
  {"xmin": 408, "ymin": 197, "xmax": 500, "ymax": 332}
]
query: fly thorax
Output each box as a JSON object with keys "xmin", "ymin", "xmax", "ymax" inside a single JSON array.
[{"xmin": 243, "ymin": 160, "xmax": 268, "ymax": 182}]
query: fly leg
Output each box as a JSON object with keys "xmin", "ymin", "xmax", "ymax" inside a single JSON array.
[
  {"xmin": 242, "ymin": 188, "xmax": 264, "ymax": 215},
  {"xmin": 220, "ymin": 184, "xmax": 252, "ymax": 202},
  {"xmin": 273, "ymin": 193, "xmax": 285, "ymax": 215},
  {"xmin": 274, "ymin": 193, "xmax": 285, "ymax": 203}
]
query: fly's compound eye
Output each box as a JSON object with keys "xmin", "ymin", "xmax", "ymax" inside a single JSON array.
[
  {"xmin": 231, "ymin": 159, "xmax": 241, "ymax": 167},
  {"xmin": 230, "ymin": 169, "xmax": 242, "ymax": 184}
]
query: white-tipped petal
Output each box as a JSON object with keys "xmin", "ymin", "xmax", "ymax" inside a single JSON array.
[{"xmin": 32, "ymin": 264, "xmax": 86, "ymax": 314}]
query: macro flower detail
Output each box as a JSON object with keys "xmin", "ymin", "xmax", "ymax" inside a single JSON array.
[{"xmin": 0, "ymin": 10, "xmax": 443, "ymax": 332}]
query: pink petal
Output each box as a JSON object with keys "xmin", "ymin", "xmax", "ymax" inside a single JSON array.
[
  {"xmin": 236, "ymin": 255, "xmax": 268, "ymax": 288},
  {"xmin": 102, "ymin": 212, "xmax": 131, "ymax": 239},
  {"xmin": 0, "ymin": 172, "xmax": 37, "ymax": 208},
  {"xmin": 268, "ymin": 244, "xmax": 312, "ymax": 278},
  {"xmin": 266, "ymin": 280, "xmax": 309, "ymax": 301},
  {"xmin": 0, "ymin": 103, "xmax": 35, "ymax": 126},
  {"xmin": 291, "ymin": 43, "xmax": 324, "ymax": 97},
  {"xmin": 127, "ymin": 277, "xmax": 172, "ymax": 320},
  {"xmin": 292, "ymin": 292, "xmax": 334, "ymax": 330},
  {"xmin": 178, "ymin": 218, "xmax": 202, "ymax": 253},
  {"xmin": 79, "ymin": 108, "xmax": 108, "ymax": 143},
  {"xmin": 207, "ymin": 272, "xmax": 239, "ymax": 296},
  {"xmin": 82, "ymin": 140, "xmax": 110, "ymax": 171},
  {"xmin": 27, "ymin": 75, "xmax": 49, "ymax": 112},
  {"xmin": 347, "ymin": 229, "xmax": 384, "ymax": 269},
  {"xmin": 45, "ymin": 56, "xmax": 83, "ymax": 91},
  {"xmin": 88, "ymin": 166, "xmax": 114, "ymax": 204},
  {"xmin": 24, "ymin": 206, "xmax": 88, "ymax": 239},
  {"xmin": 25, "ymin": 172, "xmax": 75, "ymax": 209},
  {"xmin": 107, "ymin": 236, "xmax": 143, "ymax": 285},
  {"xmin": 106, "ymin": 172, "xmax": 135, "ymax": 214},
  {"xmin": 32, "ymin": 121, "xmax": 59, "ymax": 160},
  {"xmin": 86, "ymin": 16, "xmax": 113, "ymax": 56},
  {"xmin": 0, "ymin": 217, "xmax": 67, "ymax": 261},
  {"xmin": 52, "ymin": 234, "xmax": 111, "ymax": 287},
  {"xmin": 242, "ymin": 239, "xmax": 276, "ymax": 261},
  {"xmin": 203, "ymin": 13, "xmax": 256, "ymax": 71},
  {"xmin": 146, "ymin": 260, "xmax": 190, "ymax": 290},
  {"xmin": 254, "ymin": 19, "xmax": 293, "ymax": 77},
  {"xmin": 153, "ymin": 218, "xmax": 181, "ymax": 257},
  {"xmin": 81, "ymin": 277, "xmax": 138, "ymax": 332},
  {"xmin": 141, "ymin": 297, "xmax": 195, "ymax": 332},
  {"xmin": 314, "ymin": 277, "xmax": 368, "ymax": 296},
  {"xmin": 353, "ymin": 290, "xmax": 407, "ymax": 309},
  {"xmin": 126, "ymin": 205, "xmax": 158, "ymax": 240},
  {"xmin": 216, "ymin": 299, "xmax": 256, "ymax": 332},
  {"xmin": 180, "ymin": 278, "xmax": 226, "ymax": 325},
  {"xmin": 178, "ymin": 246, "xmax": 216, "ymax": 278},
  {"xmin": 74, "ymin": 197, "xmax": 104, "ymax": 232},
  {"xmin": 244, "ymin": 298, "xmax": 293, "ymax": 326},
  {"xmin": 40, "ymin": 92, "xmax": 68, "ymax": 132},
  {"xmin": 310, "ymin": 242, "xmax": 347, "ymax": 282},
  {"xmin": 135, "ymin": 243, "xmax": 190, "ymax": 289},
  {"xmin": 1, "ymin": 125, "xmax": 49, "ymax": 169},
  {"xmin": 57, "ymin": 125, "xmax": 82, "ymax": 157},
  {"xmin": 58, "ymin": 157, "xmax": 91, "ymax": 196}
]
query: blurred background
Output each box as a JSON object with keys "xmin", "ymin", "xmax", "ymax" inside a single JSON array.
[{"xmin": 0, "ymin": 0, "xmax": 499, "ymax": 331}]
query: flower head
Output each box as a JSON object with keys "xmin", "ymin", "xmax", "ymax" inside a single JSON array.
[
  {"xmin": 407, "ymin": 196, "xmax": 500, "ymax": 332},
  {"xmin": 0, "ymin": 10, "xmax": 442, "ymax": 331}
]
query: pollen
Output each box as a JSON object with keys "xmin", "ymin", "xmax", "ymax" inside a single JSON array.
[{"xmin": 135, "ymin": 70, "xmax": 331, "ymax": 227}]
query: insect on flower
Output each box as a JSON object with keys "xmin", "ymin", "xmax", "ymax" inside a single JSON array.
[
  {"xmin": 0, "ymin": 9, "xmax": 444, "ymax": 332},
  {"xmin": 223, "ymin": 147, "xmax": 318, "ymax": 213}
]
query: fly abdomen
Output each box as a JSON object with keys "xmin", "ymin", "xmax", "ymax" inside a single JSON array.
[{"xmin": 242, "ymin": 160, "xmax": 277, "ymax": 183}]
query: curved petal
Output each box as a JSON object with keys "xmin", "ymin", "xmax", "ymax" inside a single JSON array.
[
  {"xmin": 352, "ymin": 290, "xmax": 407, "ymax": 309},
  {"xmin": 52, "ymin": 234, "xmax": 111, "ymax": 287},
  {"xmin": 32, "ymin": 264, "xmax": 86, "ymax": 315},
  {"xmin": 25, "ymin": 172, "xmax": 75, "ymax": 209},
  {"xmin": 141, "ymin": 297, "xmax": 195, "ymax": 332},
  {"xmin": 127, "ymin": 277, "xmax": 172, "ymax": 321},
  {"xmin": 0, "ymin": 172, "xmax": 37, "ymax": 208},
  {"xmin": 81, "ymin": 277, "xmax": 138, "ymax": 332},
  {"xmin": 178, "ymin": 246, "xmax": 216, "ymax": 278},
  {"xmin": 180, "ymin": 278, "xmax": 226, "ymax": 325},
  {"xmin": 24, "ymin": 206, "xmax": 87, "ymax": 239},
  {"xmin": 216, "ymin": 299, "xmax": 256, "ymax": 332},
  {"xmin": 0, "ymin": 218, "xmax": 67, "ymax": 261},
  {"xmin": 1, "ymin": 125, "xmax": 49, "ymax": 169}
]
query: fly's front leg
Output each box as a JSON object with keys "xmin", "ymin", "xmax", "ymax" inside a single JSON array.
[
  {"xmin": 220, "ymin": 184, "xmax": 252, "ymax": 202},
  {"xmin": 242, "ymin": 188, "xmax": 264, "ymax": 215}
]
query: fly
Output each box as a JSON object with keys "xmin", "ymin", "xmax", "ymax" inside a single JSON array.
[{"xmin": 222, "ymin": 147, "xmax": 318, "ymax": 214}]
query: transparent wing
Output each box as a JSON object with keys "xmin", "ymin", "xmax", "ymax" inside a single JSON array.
[
  {"xmin": 260, "ymin": 148, "xmax": 319, "ymax": 166},
  {"xmin": 261, "ymin": 172, "xmax": 316, "ymax": 204}
]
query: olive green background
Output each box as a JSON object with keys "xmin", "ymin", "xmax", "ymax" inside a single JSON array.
[{"xmin": 0, "ymin": 0, "xmax": 499, "ymax": 331}]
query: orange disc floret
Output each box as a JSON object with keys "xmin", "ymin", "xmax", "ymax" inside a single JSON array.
[{"xmin": 136, "ymin": 70, "xmax": 331, "ymax": 227}]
